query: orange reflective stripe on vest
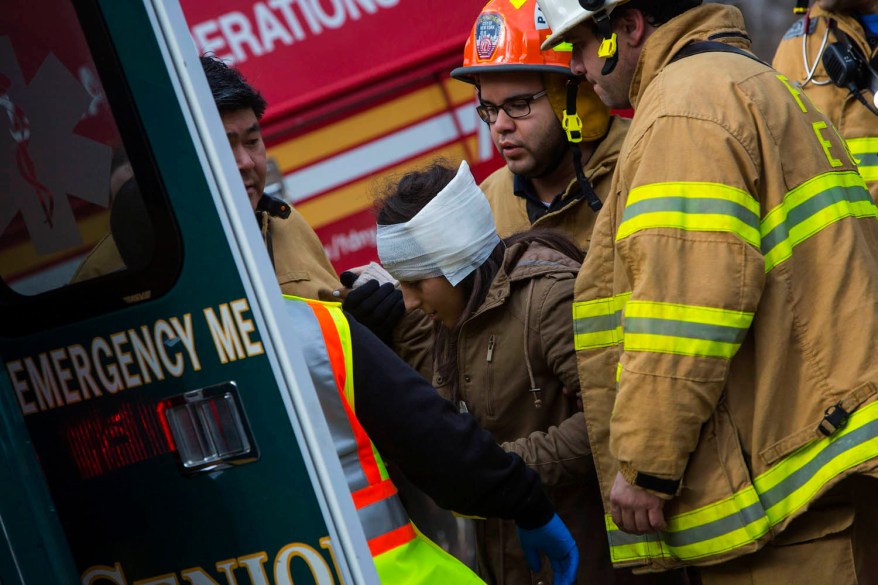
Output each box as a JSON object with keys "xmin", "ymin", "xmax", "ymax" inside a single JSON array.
[
  {"xmin": 353, "ymin": 479, "xmax": 418, "ymax": 556},
  {"xmin": 305, "ymin": 299, "xmax": 385, "ymax": 487}
]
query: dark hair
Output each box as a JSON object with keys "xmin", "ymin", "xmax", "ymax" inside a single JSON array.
[
  {"xmin": 618, "ymin": 0, "xmax": 703, "ymax": 26},
  {"xmin": 199, "ymin": 54, "xmax": 267, "ymax": 119},
  {"xmin": 374, "ymin": 160, "xmax": 583, "ymax": 401},
  {"xmin": 374, "ymin": 160, "xmax": 458, "ymax": 225}
]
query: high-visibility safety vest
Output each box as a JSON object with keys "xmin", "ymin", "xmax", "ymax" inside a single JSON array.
[{"xmin": 283, "ymin": 296, "xmax": 484, "ymax": 584}]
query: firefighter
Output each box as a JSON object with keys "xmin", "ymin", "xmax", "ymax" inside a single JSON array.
[
  {"xmin": 537, "ymin": 0, "xmax": 878, "ymax": 581},
  {"xmin": 451, "ymin": 0, "xmax": 629, "ymax": 253},
  {"xmin": 200, "ymin": 55, "xmax": 342, "ymax": 301},
  {"xmin": 339, "ymin": 0, "xmax": 632, "ymax": 399},
  {"xmin": 773, "ymin": 0, "xmax": 878, "ymax": 202}
]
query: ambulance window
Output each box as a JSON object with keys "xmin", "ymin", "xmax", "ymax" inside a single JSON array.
[{"xmin": 0, "ymin": 0, "xmax": 180, "ymax": 332}]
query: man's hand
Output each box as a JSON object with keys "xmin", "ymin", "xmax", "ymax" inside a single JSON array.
[
  {"xmin": 515, "ymin": 513, "xmax": 579, "ymax": 585},
  {"xmin": 609, "ymin": 471, "xmax": 667, "ymax": 534}
]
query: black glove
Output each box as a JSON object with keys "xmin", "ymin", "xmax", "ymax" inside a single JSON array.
[
  {"xmin": 342, "ymin": 279, "xmax": 405, "ymax": 345},
  {"xmin": 339, "ymin": 270, "xmax": 358, "ymax": 289}
]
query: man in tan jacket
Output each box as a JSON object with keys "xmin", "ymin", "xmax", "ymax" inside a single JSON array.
[
  {"xmin": 773, "ymin": 0, "xmax": 878, "ymax": 202},
  {"xmin": 200, "ymin": 56, "xmax": 341, "ymax": 300},
  {"xmin": 538, "ymin": 0, "xmax": 878, "ymax": 582},
  {"xmin": 451, "ymin": 0, "xmax": 629, "ymax": 253}
]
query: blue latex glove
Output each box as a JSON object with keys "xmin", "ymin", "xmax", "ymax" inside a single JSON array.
[{"xmin": 516, "ymin": 513, "xmax": 579, "ymax": 585}]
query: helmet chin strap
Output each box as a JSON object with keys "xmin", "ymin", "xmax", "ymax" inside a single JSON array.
[
  {"xmin": 593, "ymin": 11, "xmax": 619, "ymax": 75},
  {"xmin": 563, "ymin": 78, "xmax": 602, "ymax": 212}
]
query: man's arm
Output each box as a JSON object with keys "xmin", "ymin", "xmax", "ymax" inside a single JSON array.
[
  {"xmin": 610, "ymin": 115, "xmax": 764, "ymax": 529},
  {"xmin": 347, "ymin": 314, "xmax": 554, "ymax": 528}
]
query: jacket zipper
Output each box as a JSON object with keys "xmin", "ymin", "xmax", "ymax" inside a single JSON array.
[{"xmin": 486, "ymin": 334, "xmax": 495, "ymax": 362}]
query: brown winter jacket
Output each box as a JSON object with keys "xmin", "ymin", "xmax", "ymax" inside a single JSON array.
[
  {"xmin": 480, "ymin": 116, "xmax": 629, "ymax": 252},
  {"xmin": 573, "ymin": 4, "xmax": 878, "ymax": 573},
  {"xmin": 427, "ymin": 239, "xmax": 603, "ymax": 585},
  {"xmin": 259, "ymin": 208, "xmax": 341, "ymax": 301},
  {"xmin": 773, "ymin": 5, "xmax": 878, "ymax": 202}
]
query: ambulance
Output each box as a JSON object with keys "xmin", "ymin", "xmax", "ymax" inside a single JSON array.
[{"xmin": 0, "ymin": 0, "xmax": 448, "ymax": 582}]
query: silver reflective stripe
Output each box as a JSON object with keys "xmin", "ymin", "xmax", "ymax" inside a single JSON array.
[
  {"xmin": 356, "ymin": 488, "xmax": 410, "ymax": 542},
  {"xmin": 284, "ymin": 300, "xmax": 369, "ymax": 492},
  {"xmin": 761, "ymin": 418, "xmax": 878, "ymax": 510}
]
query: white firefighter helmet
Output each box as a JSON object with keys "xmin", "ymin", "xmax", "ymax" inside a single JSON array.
[{"xmin": 539, "ymin": 0, "xmax": 632, "ymax": 50}]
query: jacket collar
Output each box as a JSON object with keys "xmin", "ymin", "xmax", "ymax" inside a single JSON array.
[
  {"xmin": 473, "ymin": 240, "xmax": 581, "ymax": 317},
  {"xmin": 629, "ymin": 4, "xmax": 751, "ymax": 109}
]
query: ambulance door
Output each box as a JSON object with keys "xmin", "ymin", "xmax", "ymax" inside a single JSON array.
[{"xmin": 0, "ymin": 0, "xmax": 376, "ymax": 583}]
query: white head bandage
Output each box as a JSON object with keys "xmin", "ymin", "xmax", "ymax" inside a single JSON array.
[{"xmin": 377, "ymin": 160, "xmax": 501, "ymax": 286}]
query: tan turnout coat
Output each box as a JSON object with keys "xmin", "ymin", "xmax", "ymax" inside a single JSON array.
[{"xmin": 574, "ymin": 4, "xmax": 878, "ymax": 572}]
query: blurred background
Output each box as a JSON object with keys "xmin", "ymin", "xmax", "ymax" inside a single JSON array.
[{"xmin": 719, "ymin": 0, "xmax": 801, "ymax": 60}]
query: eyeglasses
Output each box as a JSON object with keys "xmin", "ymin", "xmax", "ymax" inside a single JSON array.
[{"xmin": 476, "ymin": 90, "xmax": 549, "ymax": 125}]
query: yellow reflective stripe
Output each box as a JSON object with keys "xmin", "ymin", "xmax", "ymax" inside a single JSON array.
[
  {"xmin": 572, "ymin": 292, "xmax": 631, "ymax": 351},
  {"xmin": 605, "ymin": 400, "xmax": 878, "ymax": 564},
  {"xmin": 668, "ymin": 485, "xmax": 761, "ymax": 532},
  {"xmin": 607, "ymin": 508, "xmax": 771, "ymax": 562},
  {"xmin": 606, "ymin": 484, "xmax": 769, "ymax": 562},
  {"xmin": 324, "ymin": 303, "xmax": 390, "ymax": 482},
  {"xmin": 847, "ymin": 137, "xmax": 878, "ymax": 182},
  {"xmin": 605, "ymin": 516, "xmax": 672, "ymax": 561},
  {"xmin": 617, "ymin": 182, "xmax": 761, "ymax": 247},
  {"xmin": 761, "ymin": 170, "xmax": 876, "ymax": 272},
  {"xmin": 623, "ymin": 301, "xmax": 753, "ymax": 359},
  {"xmin": 322, "ymin": 303, "xmax": 355, "ymax": 407},
  {"xmin": 756, "ymin": 400, "xmax": 878, "ymax": 524}
]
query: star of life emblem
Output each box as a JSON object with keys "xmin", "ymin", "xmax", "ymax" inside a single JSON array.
[{"xmin": 0, "ymin": 36, "xmax": 111, "ymax": 256}]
